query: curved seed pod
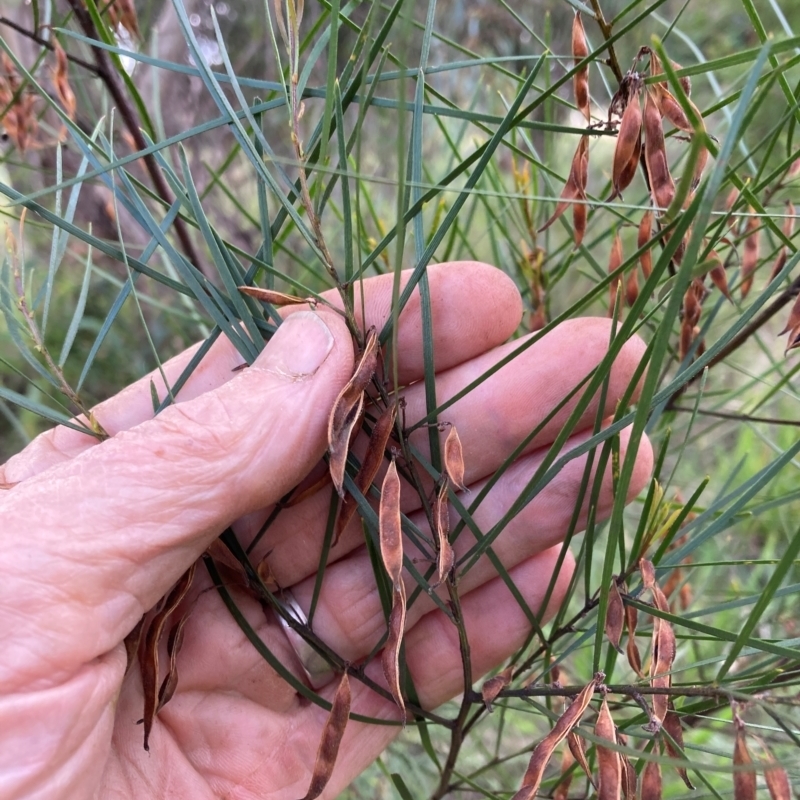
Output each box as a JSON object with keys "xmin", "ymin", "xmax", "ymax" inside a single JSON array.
[
  {"xmin": 639, "ymin": 211, "xmax": 653, "ymax": 279},
  {"xmin": 654, "ymin": 87, "xmax": 692, "ymax": 133},
  {"xmin": 763, "ymin": 746, "xmax": 791, "ymax": 800},
  {"xmin": 616, "ymin": 733, "xmax": 636, "ymax": 800},
  {"xmin": 625, "ymin": 602, "xmax": 644, "ymax": 678},
  {"xmin": 644, "ymin": 89, "xmax": 675, "ymax": 212},
  {"xmin": 382, "ymin": 581, "xmax": 407, "ymax": 717},
  {"xmin": 733, "ymin": 716, "xmax": 756, "ymax": 800},
  {"xmin": 554, "ymin": 744, "xmax": 575, "ymax": 800},
  {"xmin": 328, "ymin": 329, "xmax": 379, "ymax": 495},
  {"xmin": 52, "ymin": 39, "xmax": 77, "ymax": 121},
  {"xmin": 379, "ymin": 459, "xmax": 403, "ymax": 586},
  {"xmin": 780, "ymin": 293, "xmax": 800, "ymax": 338},
  {"xmin": 511, "ymin": 674, "xmax": 603, "ymax": 800},
  {"xmin": 573, "ymin": 196, "xmax": 588, "ymax": 247},
  {"xmin": 434, "ymin": 479, "xmax": 455, "ymax": 586},
  {"xmin": 605, "ymin": 579, "xmax": 625, "ymax": 652},
  {"xmin": 595, "ymin": 696, "xmax": 621, "ymax": 800},
  {"xmin": 443, "ymin": 425, "xmax": 467, "ymax": 491},
  {"xmin": 481, "ymin": 665, "xmax": 514, "ymax": 711},
  {"xmin": 740, "ymin": 213, "xmax": 760, "ymax": 298},
  {"xmin": 612, "ymin": 91, "xmax": 643, "ymax": 199},
  {"xmin": 238, "ymin": 286, "xmax": 315, "ymax": 306},
  {"xmin": 662, "ymin": 704, "xmax": 695, "ymax": 789},
  {"xmin": 299, "ymin": 672, "xmax": 351, "ymax": 800},
  {"xmin": 641, "ymin": 757, "xmax": 662, "ymax": 800},
  {"xmin": 568, "ymin": 731, "xmax": 597, "ymax": 789},
  {"xmin": 626, "ymin": 266, "xmax": 640, "ymax": 308},
  {"xmin": 572, "ymin": 12, "xmax": 590, "ymax": 121},
  {"xmin": 335, "ymin": 404, "xmax": 397, "ymax": 542},
  {"xmin": 140, "ymin": 563, "xmax": 196, "ymax": 750},
  {"xmin": 707, "ymin": 250, "xmax": 732, "ymax": 300},
  {"xmin": 539, "ymin": 136, "xmax": 589, "ymax": 237}
]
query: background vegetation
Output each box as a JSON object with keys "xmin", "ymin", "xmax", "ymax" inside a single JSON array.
[{"xmin": 2, "ymin": 0, "xmax": 800, "ymax": 797}]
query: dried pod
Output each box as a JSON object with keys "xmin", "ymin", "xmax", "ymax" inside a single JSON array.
[
  {"xmin": 763, "ymin": 747, "xmax": 791, "ymax": 800},
  {"xmin": 511, "ymin": 674, "xmax": 603, "ymax": 800},
  {"xmin": 594, "ymin": 695, "xmax": 621, "ymax": 800},
  {"xmin": 641, "ymin": 757, "xmax": 662, "ymax": 800},
  {"xmin": 238, "ymin": 285, "xmax": 315, "ymax": 306},
  {"xmin": 539, "ymin": 136, "xmax": 589, "ymax": 243},
  {"xmin": 662, "ymin": 704, "xmax": 695, "ymax": 789},
  {"xmin": 139, "ymin": 563, "xmax": 196, "ymax": 750},
  {"xmin": 379, "ymin": 459, "xmax": 403, "ymax": 587},
  {"xmin": 328, "ymin": 329, "xmax": 379, "ymax": 495},
  {"xmin": 434, "ymin": 479, "xmax": 455, "ymax": 586},
  {"xmin": 639, "ymin": 211, "xmax": 653, "ymax": 279},
  {"xmin": 481, "ymin": 665, "xmax": 514, "ymax": 711},
  {"xmin": 733, "ymin": 716, "xmax": 756, "ymax": 800},
  {"xmin": 443, "ymin": 424, "xmax": 467, "ymax": 491},
  {"xmin": 707, "ymin": 250, "xmax": 732, "ymax": 300},
  {"xmin": 782, "ymin": 293, "xmax": 800, "ymax": 352},
  {"xmin": 52, "ymin": 39, "xmax": 76, "ymax": 121},
  {"xmin": 625, "ymin": 602, "xmax": 644, "ymax": 677},
  {"xmin": 740, "ymin": 213, "xmax": 761, "ymax": 298},
  {"xmin": 156, "ymin": 611, "xmax": 192, "ymax": 712},
  {"xmin": 382, "ymin": 581, "xmax": 407, "ymax": 716},
  {"xmin": 605, "ymin": 579, "xmax": 625, "ymax": 652},
  {"xmin": 626, "ymin": 265, "xmax": 640, "ymax": 307},
  {"xmin": 644, "ymin": 89, "xmax": 676, "ymax": 212},
  {"xmin": 573, "ymin": 195, "xmax": 588, "ymax": 247},
  {"xmin": 572, "ymin": 12, "xmax": 590, "ymax": 121},
  {"xmin": 567, "ymin": 731, "xmax": 597, "ymax": 788},
  {"xmin": 336, "ymin": 404, "xmax": 397, "ymax": 542},
  {"xmin": 612, "ymin": 89, "xmax": 642, "ymax": 199},
  {"xmin": 654, "ymin": 86, "xmax": 692, "ymax": 133},
  {"xmin": 554, "ymin": 744, "xmax": 575, "ymax": 800},
  {"xmin": 618, "ymin": 740, "xmax": 637, "ymax": 800},
  {"xmin": 770, "ymin": 201, "xmax": 795, "ymax": 282},
  {"xmin": 299, "ymin": 672, "xmax": 351, "ymax": 800},
  {"xmin": 608, "ymin": 231, "xmax": 624, "ymax": 319}
]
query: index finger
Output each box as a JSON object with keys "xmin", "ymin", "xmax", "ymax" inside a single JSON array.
[{"xmin": 2, "ymin": 261, "xmax": 522, "ymax": 484}]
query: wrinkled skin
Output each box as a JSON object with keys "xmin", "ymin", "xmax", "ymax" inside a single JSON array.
[{"xmin": 0, "ymin": 263, "xmax": 652, "ymax": 799}]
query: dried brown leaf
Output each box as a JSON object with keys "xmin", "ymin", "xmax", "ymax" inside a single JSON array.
[
  {"xmin": 335, "ymin": 404, "xmax": 397, "ymax": 542},
  {"xmin": 382, "ymin": 581, "xmax": 407, "ymax": 717},
  {"xmin": 605, "ymin": 579, "xmax": 625, "ymax": 652},
  {"xmin": 481, "ymin": 664, "xmax": 514, "ymax": 711},
  {"xmin": 379, "ymin": 458, "xmax": 403, "ymax": 586},
  {"xmin": 328, "ymin": 329, "xmax": 379, "ymax": 495},
  {"xmin": 299, "ymin": 671, "xmax": 351, "ymax": 800},
  {"xmin": 511, "ymin": 674, "xmax": 602, "ymax": 800},
  {"xmin": 595, "ymin": 695, "xmax": 621, "ymax": 800},
  {"xmin": 733, "ymin": 716, "xmax": 756, "ymax": 800},
  {"xmin": 572, "ymin": 12, "xmax": 590, "ymax": 121},
  {"xmin": 644, "ymin": 89, "xmax": 675, "ymax": 212},
  {"xmin": 443, "ymin": 424, "xmax": 467, "ymax": 491},
  {"xmin": 139, "ymin": 563, "xmax": 196, "ymax": 750},
  {"xmin": 238, "ymin": 285, "xmax": 315, "ymax": 306}
]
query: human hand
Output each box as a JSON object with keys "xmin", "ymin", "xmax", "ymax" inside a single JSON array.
[{"xmin": 0, "ymin": 262, "xmax": 652, "ymax": 799}]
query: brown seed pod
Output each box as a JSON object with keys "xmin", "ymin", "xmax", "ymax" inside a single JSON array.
[
  {"xmin": 379, "ymin": 459, "xmax": 403, "ymax": 586},
  {"xmin": 328, "ymin": 329, "xmax": 379, "ymax": 495},
  {"xmin": 763, "ymin": 746, "xmax": 791, "ymax": 800},
  {"xmin": 595, "ymin": 695, "xmax": 621, "ymax": 800},
  {"xmin": 433, "ymin": 479, "xmax": 456, "ymax": 586},
  {"xmin": 156, "ymin": 611, "xmax": 192, "ymax": 713},
  {"xmin": 567, "ymin": 731, "xmax": 597, "ymax": 788},
  {"xmin": 335, "ymin": 404, "xmax": 397, "ymax": 542},
  {"xmin": 139, "ymin": 563, "xmax": 196, "ymax": 750},
  {"xmin": 733, "ymin": 715, "xmax": 756, "ymax": 800},
  {"xmin": 481, "ymin": 664, "xmax": 514, "ymax": 711},
  {"xmin": 654, "ymin": 86, "xmax": 692, "ymax": 133},
  {"xmin": 443, "ymin": 425, "xmax": 467, "ymax": 491},
  {"xmin": 612, "ymin": 90, "xmax": 642, "ymax": 199},
  {"xmin": 662, "ymin": 704, "xmax": 695, "ymax": 789},
  {"xmin": 382, "ymin": 581, "xmax": 407, "ymax": 716},
  {"xmin": 238, "ymin": 285, "xmax": 316, "ymax": 306},
  {"xmin": 707, "ymin": 250, "xmax": 732, "ymax": 300},
  {"xmin": 644, "ymin": 89, "xmax": 676, "ymax": 212},
  {"xmin": 539, "ymin": 136, "xmax": 590, "ymax": 243},
  {"xmin": 641, "ymin": 756, "xmax": 662, "ymax": 800},
  {"xmin": 299, "ymin": 672, "xmax": 352, "ymax": 800},
  {"xmin": 625, "ymin": 602, "xmax": 644, "ymax": 678},
  {"xmin": 770, "ymin": 201, "xmax": 795, "ymax": 282},
  {"xmin": 572, "ymin": 12, "xmax": 590, "ymax": 121},
  {"xmin": 605, "ymin": 579, "xmax": 625, "ymax": 652},
  {"xmin": 740, "ymin": 213, "xmax": 761, "ymax": 299},
  {"xmin": 639, "ymin": 211, "xmax": 654, "ymax": 279},
  {"xmin": 52, "ymin": 38, "xmax": 76, "ymax": 121},
  {"xmin": 618, "ymin": 736, "xmax": 637, "ymax": 800},
  {"xmin": 553, "ymin": 744, "xmax": 575, "ymax": 800},
  {"xmin": 511, "ymin": 674, "xmax": 603, "ymax": 800},
  {"xmin": 626, "ymin": 266, "xmax": 640, "ymax": 308}
]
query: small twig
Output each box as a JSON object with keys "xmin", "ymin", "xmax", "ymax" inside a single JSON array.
[{"xmin": 588, "ymin": 0, "xmax": 624, "ymax": 82}]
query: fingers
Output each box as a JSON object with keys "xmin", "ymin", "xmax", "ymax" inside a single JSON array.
[
  {"xmin": 238, "ymin": 318, "xmax": 648, "ymax": 588},
  {"xmin": 2, "ymin": 262, "xmax": 521, "ymax": 484},
  {"xmin": 0, "ymin": 311, "xmax": 354, "ymax": 689}
]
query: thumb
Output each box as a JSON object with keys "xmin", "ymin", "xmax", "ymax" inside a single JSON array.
[{"xmin": 1, "ymin": 310, "xmax": 354, "ymax": 686}]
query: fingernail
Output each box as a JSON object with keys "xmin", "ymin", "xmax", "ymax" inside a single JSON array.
[{"xmin": 254, "ymin": 312, "xmax": 334, "ymax": 378}]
